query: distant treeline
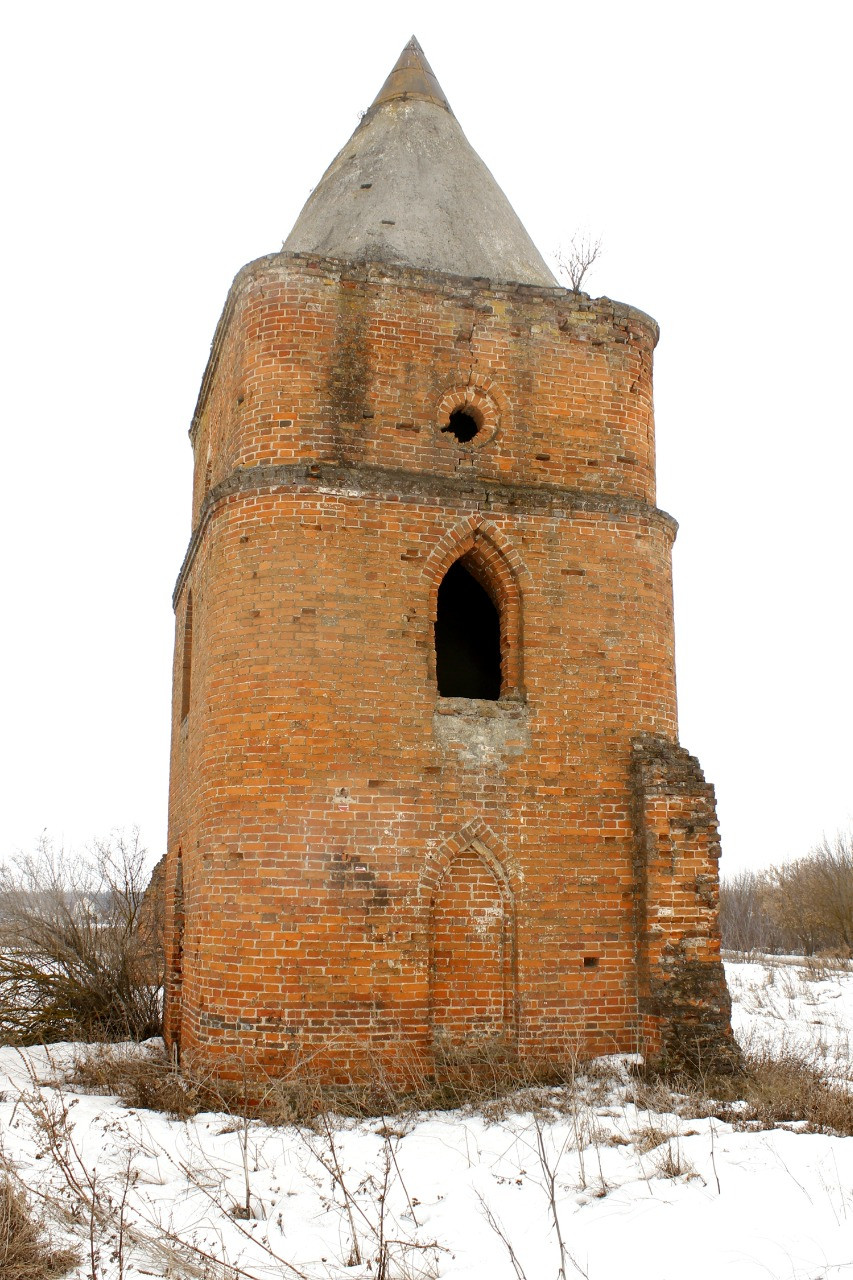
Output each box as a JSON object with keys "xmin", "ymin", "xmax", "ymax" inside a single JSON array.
[{"xmin": 720, "ymin": 831, "xmax": 853, "ymax": 955}]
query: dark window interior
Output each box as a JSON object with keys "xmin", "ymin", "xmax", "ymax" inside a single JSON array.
[
  {"xmin": 435, "ymin": 560, "xmax": 501, "ymax": 699},
  {"xmin": 442, "ymin": 408, "xmax": 480, "ymax": 443},
  {"xmin": 180, "ymin": 594, "xmax": 193, "ymax": 721}
]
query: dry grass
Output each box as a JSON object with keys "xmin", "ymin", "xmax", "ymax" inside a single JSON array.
[
  {"xmin": 726, "ymin": 1052, "xmax": 853, "ymax": 1134},
  {"xmin": 798, "ymin": 953, "xmax": 853, "ymax": 980},
  {"xmin": 68, "ymin": 1029, "xmax": 853, "ymax": 1141},
  {"xmin": 649, "ymin": 1141, "xmax": 697, "ymax": 1180},
  {"xmin": 632, "ymin": 1046, "xmax": 853, "ymax": 1137},
  {"xmin": 629, "ymin": 1123, "xmax": 671, "ymax": 1154},
  {"xmin": 0, "ymin": 1177, "xmax": 77, "ymax": 1280},
  {"xmin": 69, "ymin": 1043, "xmax": 247, "ymax": 1121},
  {"xmin": 67, "ymin": 1038, "xmax": 599, "ymax": 1125}
]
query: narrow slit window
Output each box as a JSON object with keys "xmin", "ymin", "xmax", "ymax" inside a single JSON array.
[
  {"xmin": 180, "ymin": 593, "xmax": 193, "ymax": 721},
  {"xmin": 435, "ymin": 560, "xmax": 501, "ymax": 699}
]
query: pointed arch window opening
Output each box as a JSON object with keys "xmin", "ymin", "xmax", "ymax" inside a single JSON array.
[
  {"xmin": 180, "ymin": 593, "xmax": 193, "ymax": 722},
  {"xmin": 435, "ymin": 555, "xmax": 504, "ymax": 700}
]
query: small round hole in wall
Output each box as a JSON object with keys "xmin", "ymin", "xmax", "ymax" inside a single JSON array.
[
  {"xmin": 434, "ymin": 381, "xmax": 504, "ymax": 451},
  {"xmin": 442, "ymin": 407, "xmax": 482, "ymax": 444}
]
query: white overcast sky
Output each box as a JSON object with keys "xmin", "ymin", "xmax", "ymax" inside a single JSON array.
[{"xmin": 1, "ymin": 0, "xmax": 850, "ymax": 874}]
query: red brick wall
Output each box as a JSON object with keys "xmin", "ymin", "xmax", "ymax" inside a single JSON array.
[
  {"xmin": 187, "ymin": 254, "xmax": 658, "ymax": 526},
  {"xmin": 163, "ymin": 253, "xmax": 733, "ymax": 1077}
]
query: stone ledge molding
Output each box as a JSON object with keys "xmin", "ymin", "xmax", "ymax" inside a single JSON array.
[{"xmin": 173, "ymin": 462, "xmax": 677, "ymax": 604}]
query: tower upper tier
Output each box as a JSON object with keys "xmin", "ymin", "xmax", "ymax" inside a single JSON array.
[{"xmin": 284, "ymin": 37, "xmax": 557, "ymax": 287}]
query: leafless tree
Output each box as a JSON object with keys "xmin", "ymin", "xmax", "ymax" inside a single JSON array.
[
  {"xmin": 555, "ymin": 233, "xmax": 603, "ymax": 293},
  {"xmin": 719, "ymin": 869, "xmax": 775, "ymax": 955},
  {"xmin": 721, "ymin": 828, "xmax": 853, "ymax": 957},
  {"xmin": 788, "ymin": 831, "xmax": 853, "ymax": 953},
  {"xmin": 768, "ymin": 857, "xmax": 835, "ymax": 955}
]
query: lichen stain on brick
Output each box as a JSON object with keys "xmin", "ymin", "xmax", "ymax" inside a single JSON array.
[{"xmin": 328, "ymin": 285, "xmax": 372, "ymax": 429}]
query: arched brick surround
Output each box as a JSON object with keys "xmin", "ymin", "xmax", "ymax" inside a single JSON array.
[{"xmin": 434, "ymin": 375, "xmax": 510, "ymax": 451}]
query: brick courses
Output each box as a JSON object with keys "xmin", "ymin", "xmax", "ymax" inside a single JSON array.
[{"xmin": 163, "ymin": 251, "xmax": 737, "ymax": 1080}]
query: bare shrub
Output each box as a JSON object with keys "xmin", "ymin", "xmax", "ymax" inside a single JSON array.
[
  {"xmin": 5, "ymin": 1064, "xmax": 194, "ymax": 1280},
  {"xmin": 555, "ymin": 233, "xmax": 602, "ymax": 293},
  {"xmin": 0, "ymin": 831, "xmax": 163, "ymax": 1044},
  {"xmin": 771, "ymin": 832, "xmax": 853, "ymax": 956},
  {"xmin": 0, "ymin": 1176, "xmax": 78, "ymax": 1280},
  {"xmin": 478, "ymin": 1110, "xmax": 590, "ymax": 1280},
  {"xmin": 768, "ymin": 861, "xmax": 835, "ymax": 956}
]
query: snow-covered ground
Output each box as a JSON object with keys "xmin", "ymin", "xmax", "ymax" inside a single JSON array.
[
  {"xmin": 729, "ymin": 957, "xmax": 853, "ymax": 1076},
  {"xmin": 2, "ymin": 960, "xmax": 853, "ymax": 1280}
]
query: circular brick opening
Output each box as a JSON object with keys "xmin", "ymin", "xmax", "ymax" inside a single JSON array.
[{"xmin": 434, "ymin": 383, "xmax": 503, "ymax": 451}]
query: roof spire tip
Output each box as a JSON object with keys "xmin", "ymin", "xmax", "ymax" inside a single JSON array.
[
  {"xmin": 369, "ymin": 36, "xmax": 452, "ymax": 115},
  {"xmin": 283, "ymin": 34, "xmax": 557, "ymax": 287}
]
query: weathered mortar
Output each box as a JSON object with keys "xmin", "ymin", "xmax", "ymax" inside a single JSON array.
[{"xmin": 631, "ymin": 735, "xmax": 739, "ymax": 1072}]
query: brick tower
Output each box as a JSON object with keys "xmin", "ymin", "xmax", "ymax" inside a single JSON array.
[{"xmin": 164, "ymin": 38, "xmax": 736, "ymax": 1080}]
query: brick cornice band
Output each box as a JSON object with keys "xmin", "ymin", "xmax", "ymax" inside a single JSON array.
[{"xmin": 172, "ymin": 462, "xmax": 677, "ymax": 605}]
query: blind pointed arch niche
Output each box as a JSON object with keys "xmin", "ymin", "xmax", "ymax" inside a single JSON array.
[{"xmin": 428, "ymin": 838, "xmax": 517, "ymax": 1048}]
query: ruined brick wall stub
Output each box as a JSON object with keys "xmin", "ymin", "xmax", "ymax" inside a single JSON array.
[
  {"xmin": 631, "ymin": 735, "xmax": 740, "ymax": 1073},
  {"xmin": 163, "ymin": 251, "xmax": 734, "ymax": 1080}
]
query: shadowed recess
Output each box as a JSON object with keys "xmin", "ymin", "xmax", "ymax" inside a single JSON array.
[{"xmin": 435, "ymin": 560, "xmax": 501, "ymax": 699}]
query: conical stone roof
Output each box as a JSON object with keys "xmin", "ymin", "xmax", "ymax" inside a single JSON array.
[{"xmin": 284, "ymin": 38, "xmax": 556, "ymax": 287}]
